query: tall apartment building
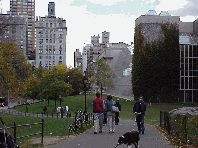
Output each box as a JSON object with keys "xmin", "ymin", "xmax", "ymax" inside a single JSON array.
[
  {"xmin": 74, "ymin": 49, "xmax": 82, "ymax": 69},
  {"xmin": 35, "ymin": 2, "xmax": 67, "ymax": 69},
  {"xmin": 10, "ymin": 0, "xmax": 35, "ymax": 59},
  {"xmin": 135, "ymin": 10, "xmax": 198, "ymax": 103},
  {"xmin": 0, "ymin": 14, "xmax": 28, "ymax": 55}
]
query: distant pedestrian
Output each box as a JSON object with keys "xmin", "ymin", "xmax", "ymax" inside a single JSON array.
[
  {"xmin": 103, "ymin": 100, "xmax": 107, "ymax": 126},
  {"xmin": 57, "ymin": 105, "xmax": 61, "ymax": 117},
  {"xmin": 60, "ymin": 106, "xmax": 64, "ymax": 118},
  {"xmin": 65, "ymin": 105, "xmax": 69, "ymax": 116},
  {"xmin": 115, "ymin": 99, "xmax": 121, "ymax": 125},
  {"xmin": 133, "ymin": 96, "xmax": 146, "ymax": 134},
  {"xmin": 43, "ymin": 106, "xmax": 47, "ymax": 114},
  {"xmin": 148, "ymin": 98, "xmax": 151, "ymax": 107},
  {"xmin": 105, "ymin": 95, "xmax": 116, "ymax": 133},
  {"xmin": 92, "ymin": 92, "xmax": 105, "ymax": 134}
]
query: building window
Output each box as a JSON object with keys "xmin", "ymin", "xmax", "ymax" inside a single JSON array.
[
  {"xmin": 45, "ymin": 61, "xmax": 48, "ymax": 65},
  {"xmin": 50, "ymin": 23, "xmax": 52, "ymax": 27},
  {"xmin": 46, "ymin": 49, "xmax": 48, "ymax": 54},
  {"xmin": 39, "ymin": 49, "xmax": 43, "ymax": 54},
  {"xmin": 59, "ymin": 23, "xmax": 62, "ymax": 27},
  {"xmin": 54, "ymin": 23, "xmax": 56, "ymax": 27},
  {"xmin": 53, "ymin": 49, "xmax": 55, "ymax": 54},
  {"xmin": 39, "ymin": 56, "xmax": 42, "ymax": 59},
  {"xmin": 59, "ymin": 50, "xmax": 62, "ymax": 54},
  {"xmin": 59, "ymin": 56, "xmax": 62, "ymax": 60},
  {"xmin": 49, "ymin": 61, "xmax": 51, "ymax": 65},
  {"xmin": 50, "ymin": 39, "xmax": 52, "ymax": 43},
  {"xmin": 49, "ymin": 56, "xmax": 51, "ymax": 59},
  {"xmin": 59, "ymin": 39, "xmax": 62, "ymax": 43},
  {"xmin": 46, "ymin": 56, "xmax": 48, "ymax": 59},
  {"xmin": 46, "ymin": 39, "xmax": 48, "ymax": 43},
  {"xmin": 53, "ymin": 61, "xmax": 55, "ymax": 65},
  {"xmin": 49, "ymin": 49, "xmax": 52, "ymax": 54},
  {"xmin": 59, "ymin": 45, "xmax": 62, "ymax": 49},
  {"xmin": 45, "ymin": 66, "xmax": 48, "ymax": 69},
  {"xmin": 46, "ymin": 23, "xmax": 48, "ymax": 27},
  {"xmin": 53, "ymin": 56, "xmax": 55, "ymax": 59}
]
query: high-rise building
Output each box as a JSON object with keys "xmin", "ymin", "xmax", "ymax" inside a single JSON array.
[
  {"xmin": 10, "ymin": 0, "xmax": 35, "ymax": 60},
  {"xmin": 74, "ymin": 49, "xmax": 82, "ymax": 69},
  {"xmin": 35, "ymin": 2, "xmax": 67, "ymax": 69}
]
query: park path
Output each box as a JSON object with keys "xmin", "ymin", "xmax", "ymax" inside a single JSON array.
[{"xmin": 47, "ymin": 120, "xmax": 175, "ymax": 148}]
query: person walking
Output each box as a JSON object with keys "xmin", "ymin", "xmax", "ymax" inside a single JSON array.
[
  {"xmin": 105, "ymin": 95, "xmax": 116, "ymax": 133},
  {"xmin": 133, "ymin": 96, "xmax": 146, "ymax": 134},
  {"xmin": 43, "ymin": 106, "xmax": 47, "ymax": 114},
  {"xmin": 57, "ymin": 105, "xmax": 61, "ymax": 118},
  {"xmin": 92, "ymin": 92, "xmax": 105, "ymax": 134},
  {"xmin": 115, "ymin": 99, "xmax": 121, "ymax": 125},
  {"xmin": 103, "ymin": 100, "xmax": 107, "ymax": 126}
]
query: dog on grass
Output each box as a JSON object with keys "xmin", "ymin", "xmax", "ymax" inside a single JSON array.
[{"xmin": 115, "ymin": 131, "xmax": 140, "ymax": 148}]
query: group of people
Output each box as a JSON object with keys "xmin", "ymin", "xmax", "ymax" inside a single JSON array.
[
  {"xmin": 93, "ymin": 92, "xmax": 146, "ymax": 135},
  {"xmin": 92, "ymin": 92, "xmax": 121, "ymax": 134},
  {"xmin": 56, "ymin": 105, "xmax": 69, "ymax": 118}
]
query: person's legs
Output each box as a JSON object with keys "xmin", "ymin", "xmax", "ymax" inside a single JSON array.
[
  {"xmin": 115, "ymin": 113, "xmax": 118, "ymax": 125},
  {"xmin": 141, "ymin": 116, "xmax": 145, "ymax": 133},
  {"xmin": 107, "ymin": 112, "xmax": 112, "ymax": 132},
  {"xmin": 94, "ymin": 115, "xmax": 99, "ymax": 133},
  {"xmin": 98, "ymin": 114, "xmax": 104, "ymax": 132},
  {"xmin": 112, "ymin": 112, "xmax": 115, "ymax": 132},
  {"xmin": 136, "ymin": 115, "xmax": 141, "ymax": 133}
]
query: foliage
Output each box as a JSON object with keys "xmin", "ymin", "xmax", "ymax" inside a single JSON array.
[
  {"xmin": 132, "ymin": 22, "xmax": 180, "ymax": 103},
  {"xmin": 67, "ymin": 68, "xmax": 83, "ymax": 95},
  {"xmin": 0, "ymin": 41, "xmax": 32, "ymax": 99},
  {"xmin": 90, "ymin": 58, "xmax": 114, "ymax": 89}
]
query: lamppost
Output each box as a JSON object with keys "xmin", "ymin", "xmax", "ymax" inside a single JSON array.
[
  {"xmin": 83, "ymin": 76, "xmax": 88, "ymax": 112},
  {"xmin": 59, "ymin": 95, "xmax": 61, "ymax": 106}
]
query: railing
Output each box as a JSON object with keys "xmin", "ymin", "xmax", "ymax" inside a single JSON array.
[
  {"xmin": 0, "ymin": 118, "xmax": 44, "ymax": 144},
  {"xmin": 69, "ymin": 111, "xmax": 94, "ymax": 133},
  {"xmin": 159, "ymin": 111, "xmax": 194, "ymax": 146}
]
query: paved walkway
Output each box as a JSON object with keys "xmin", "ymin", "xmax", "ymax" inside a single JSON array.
[{"xmin": 47, "ymin": 120, "xmax": 175, "ymax": 148}]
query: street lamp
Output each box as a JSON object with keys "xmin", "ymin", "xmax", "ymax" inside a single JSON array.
[
  {"xmin": 83, "ymin": 76, "xmax": 88, "ymax": 112},
  {"xmin": 59, "ymin": 95, "xmax": 61, "ymax": 106}
]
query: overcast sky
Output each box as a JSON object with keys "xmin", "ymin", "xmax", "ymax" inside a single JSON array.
[{"xmin": 1, "ymin": 0, "xmax": 197, "ymax": 67}]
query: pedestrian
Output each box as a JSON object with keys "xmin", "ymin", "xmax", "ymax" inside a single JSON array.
[
  {"xmin": 133, "ymin": 96, "xmax": 146, "ymax": 134},
  {"xmin": 148, "ymin": 98, "xmax": 151, "ymax": 107},
  {"xmin": 92, "ymin": 92, "xmax": 105, "ymax": 134},
  {"xmin": 115, "ymin": 99, "xmax": 121, "ymax": 125},
  {"xmin": 60, "ymin": 106, "xmax": 64, "ymax": 118},
  {"xmin": 106, "ymin": 95, "xmax": 116, "ymax": 133},
  {"xmin": 43, "ymin": 106, "xmax": 47, "ymax": 114},
  {"xmin": 57, "ymin": 105, "xmax": 61, "ymax": 117},
  {"xmin": 103, "ymin": 100, "xmax": 107, "ymax": 126},
  {"xmin": 65, "ymin": 105, "xmax": 69, "ymax": 116}
]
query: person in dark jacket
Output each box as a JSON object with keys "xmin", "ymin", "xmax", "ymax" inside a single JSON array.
[
  {"xmin": 43, "ymin": 106, "xmax": 47, "ymax": 114},
  {"xmin": 133, "ymin": 96, "xmax": 146, "ymax": 134},
  {"xmin": 92, "ymin": 92, "xmax": 105, "ymax": 134},
  {"xmin": 115, "ymin": 99, "xmax": 121, "ymax": 125}
]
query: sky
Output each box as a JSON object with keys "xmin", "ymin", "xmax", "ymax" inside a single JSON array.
[{"xmin": 1, "ymin": 0, "xmax": 198, "ymax": 67}]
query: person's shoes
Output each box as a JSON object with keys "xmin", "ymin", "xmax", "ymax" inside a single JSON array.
[
  {"xmin": 142, "ymin": 131, "xmax": 144, "ymax": 134},
  {"xmin": 112, "ymin": 131, "xmax": 115, "ymax": 133},
  {"xmin": 99, "ymin": 131, "xmax": 102, "ymax": 133},
  {"xmin": 94, "ymin": 132, "xmax": 97, "ymax": 134}
]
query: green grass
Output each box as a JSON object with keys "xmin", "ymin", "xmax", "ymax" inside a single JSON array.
[
  {"xmin": 9, "ymin": 94, "xmax": 198, "ymax": 147},
  {"xmin": 0, "ymin": 113, "xmax": 93, "ymax": 147}
]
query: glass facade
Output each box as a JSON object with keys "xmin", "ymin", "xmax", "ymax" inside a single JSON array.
[{"xmin": 180, "ymin": 44, "xmax": 198, "ymax": 102}]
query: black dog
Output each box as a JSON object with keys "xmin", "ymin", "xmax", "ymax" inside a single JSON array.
[{"xmin": 115, "ymin": 131, "xmax": 140, "ymax": 148}]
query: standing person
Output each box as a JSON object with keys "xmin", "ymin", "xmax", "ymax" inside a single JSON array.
[
  {"xmin": 115, "ymin": 99, "xmax": 121, "ymax": 125},
  {"xmin": 43, "ymin": 106, "xmax": 47, "ymax": 114},
  {"xmin": 60, "ymin": 106, "xmax": 64, "ymax": 118},
  {"xmin": 92, "ymin": 92, "xmax": 105, "ymax": 134},
  {"xmin": 103, "ymin": 100, "xmax": 107, "ymax": 126},
  {"xmin": 106, "ymin": 95, "xmax": 116, "ymax": 133},
  {"xmin": 133, "ymin": 96, "xmax": 146, "ymax": 134},
  {"xmin": 57, "ymin": 105, "xmax": 61, "ymax": 117},
  {"xmin": 65, "ymin": 105, "xmax": 69, "ymax": 116}
]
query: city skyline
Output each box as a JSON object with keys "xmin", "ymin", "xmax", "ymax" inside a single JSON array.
[{"xmin": 1, "ymin": 0, "xmax": 198, "ymax": 67}]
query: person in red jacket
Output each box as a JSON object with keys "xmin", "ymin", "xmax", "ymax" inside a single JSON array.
[{"xmin": 92, "ymin": 92, "xmax": 105, "ymax": 134}]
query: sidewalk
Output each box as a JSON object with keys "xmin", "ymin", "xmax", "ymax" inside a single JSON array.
[{"xmin": 47, "ymin": 120, "xmax": 175, "ymax": 148}]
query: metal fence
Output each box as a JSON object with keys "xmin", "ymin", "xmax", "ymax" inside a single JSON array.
[
  {"xmin": 160, "ymin": 111, "xmax": 191, "ymax": 145},
  {"xmin": 0, "ymin": 119, "xmax": 44, "ymax": 144}
]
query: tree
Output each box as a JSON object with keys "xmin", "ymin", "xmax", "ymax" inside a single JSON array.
[
  {"xmin": 67, "ymin": 68, "xmax": 84, "ymax": 95},
  {"xmin": 132, "ymin": 22, "xmax": 179, "ymax": 103},
  {"xmin": 0, "ymin": 41, "xmax": 32, "ymax": 100},
  {"xmin": 90, "ymin": 58, "xmax": 114, "ymax": 97}
]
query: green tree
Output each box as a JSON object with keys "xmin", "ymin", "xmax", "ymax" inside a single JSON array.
[
  {"xmin": 90, "ymin": 58, "xmax": 114, "ymax": 98},
  {"xmin": 0, "ymin": 41, "xmax": 32, "ymax": 100},
  {"xmin": 132, "ymin": 22, "xmax": 179, "ymax": 103}
]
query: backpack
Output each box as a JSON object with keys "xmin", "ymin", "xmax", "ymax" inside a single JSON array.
[{"xmin": 106, "ymin": 100, "xmax": 115, "ymax": 111}]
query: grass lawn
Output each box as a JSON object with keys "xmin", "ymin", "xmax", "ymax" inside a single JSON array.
[{"xmin": 8, "ymin": 94, "xmax": 198, "ymax": 147}]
